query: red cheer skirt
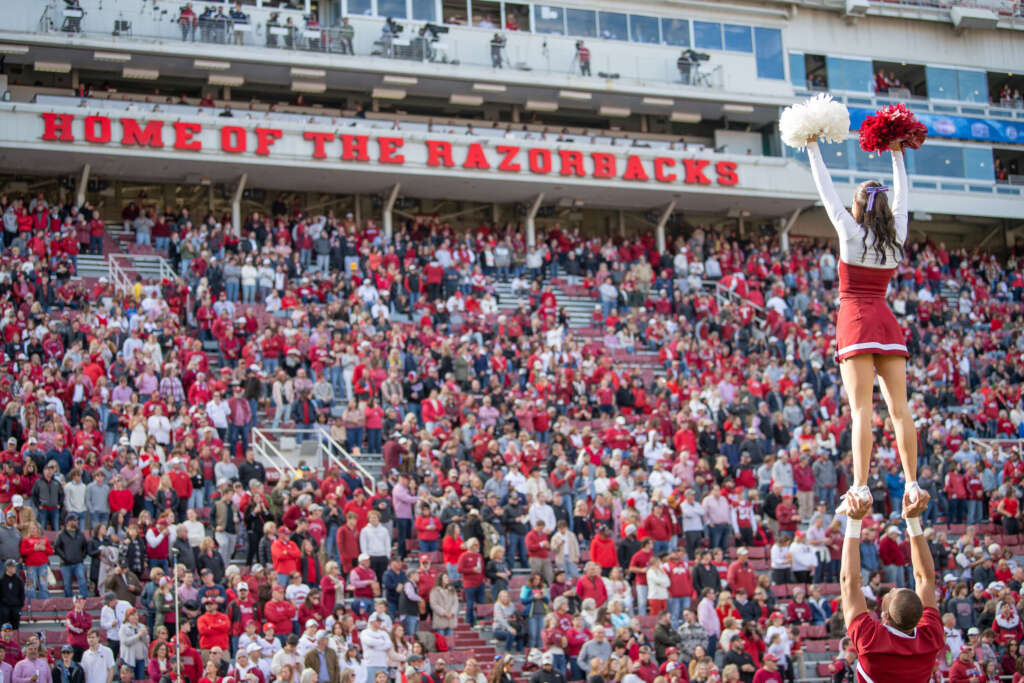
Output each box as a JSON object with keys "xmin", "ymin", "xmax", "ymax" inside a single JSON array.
[{"xmin": 834, "ymin": 261, "xmax": 909, "ymax": 362}]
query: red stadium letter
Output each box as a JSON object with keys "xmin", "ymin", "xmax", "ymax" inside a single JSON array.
[
  {"xmin": 304, "ymin": 131, "xmax": 334, "ymax": 159},
  {"xmin": 621, "ymin": 155, "xmax": 649, "ymax": 181},
  {"xmin": 496, "ymin": 146, "xmax": 521, "ymax": 172},
  {"xmin": 121, "ymin": 119, "xmax": 164, "ymax": 148},
  {"xmin": 173, "ymin": 122, "xmax": 202, "ymax": 151},
  {"xmin": 84, "ymin": 116, "xmax": 111, "ymax": 144},
  {"xmin": 41, "ymin": 113, "xmax": 74, "ymax": 142},
  {"xmin": 220, "ymin": 126, "xmax": 247, "ymax": 154},
  {"xmin": 340, "ymin": 134, "xmax": 371, "ymax": 161},
  {"xmin": 591, "ymin": 152, "xmax": 616, "ymax": 178},
  {"xmin": 254, "ymin": 128, "xmax": 283, "ymax": 155},
  {"xmin": 558, "ymin": 150, "xmax": 585, "ymax": 177},
  {"xmin": 462, "ymin": 143, "xmax": 490, "ymax": 169},
  {"xmin": 682, "ymin": 159, "xmax": 712, "ymax": 185},
  {"xmin": 529, "ymin": 149, "xmax": 552, "ymax": 174},
  {"xmin": 378, "ymin": 137, "xmax": 405, "ymax": 164},
  {"xmin": 425, "ymin": 140, "xmax": 455, "ymax": 167},
  {"xmin": 653, "ymin": 158, "xmax": 677, "ymax": 183},
  {"xmin": 716, "ymin": 161, "xmax": 739, "ymax": 186}
]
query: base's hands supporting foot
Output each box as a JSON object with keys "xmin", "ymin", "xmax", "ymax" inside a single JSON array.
[
  {"xmin": 905, "ymin": 480, "xmax": 929, "ymax": 508},
  {"xmin": 902, "ymin": 487, "xmax": 930, "ymax": 519},
  {"xmin": 836, "ymin": 485, "xmax": 873, "ymax": 516}
]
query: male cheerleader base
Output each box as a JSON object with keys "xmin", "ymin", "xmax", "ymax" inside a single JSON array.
[{"xmin": 839, "ymin": 494, "xmax": 943, "ymax": 683}]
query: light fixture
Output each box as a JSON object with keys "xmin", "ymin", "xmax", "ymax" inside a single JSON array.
[
  {"xmin": 372, "ymin": 87, "xmax": 407, "ymax": 100},
  {"xmin": 723, "ymin": 104, "xmax": 754, "ymax": 114},
  {"xmin": 642, "ymin": 96, "xmax": 673, "ymax": 107},
  {"xmin": 670, "ymin": 111, "xmax": 702, "ymax": 123},
  {"xmin": 525, "ymin": 100, "xmax": 558, "ymax": 111},
  {"xmin": 292, "ymin": 80, "xmax": 327, "ymax": 94},
  {"xmin": 0, "ymin": 45, "xmax": 29, "ymax": 55},
  {"xmin": 382, "ymin": 75, "xmax": 417, "ymax": 85},
  {"xmin": 449, "ymin": 94, "xmax": 484, "ymax": 106},
  {"xmin": 34, "ymin": 61, "xmax": 72, "ymax": 74},
  {"xmin": 291, "ymin": 67, "xmax": 326, "ymax": 79},
  {"xmin": 194, "ymin": 59, "xmax": 231, "ymax": 70},
  {"xmin": 209, "ymin": 74, "xmax": 245, "ymax": 87},
  {"xmin": 598, "ymin": 106, "xmax": 631, "ymax": 118},
  {"xmin": 558, "ymin": 90, "xmax": 591, "ymax": 100},
  {"xmin": 94, "ymin": 51, "xmax": 131, "ymax": 62},
  {"xmin": 473, "ymin": 82, "xmax": 506, "ymax": 92},
  {"xmin": 123, "ymin": 67, "xmax": 159, "ymax": 80}
]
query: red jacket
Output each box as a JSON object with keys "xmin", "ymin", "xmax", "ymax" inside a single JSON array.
[
  {"xmin": 575, "ymin": 574, "xmax": 608, "ymax": 606},
  {"xmin": 525, "ymin": 529, "xmax": 550, "ymax": 559},
  {"xmin": 263, "ymin": 599, "xmax": 296, "ymax": 635},
  {"xmin": 108, "ymin": 488, "xmax": 134, "ymax": 514},
  {"xmin": 65, "ymin": 610, "xmax": 92, "ymax": 648},
  {"xmin": 197, "ymin": 610, "xmax": 230, "ymax": 650},
  {"xmin": 643, "ymin": 513, "xmax": 673, "ymax": 541},
  {"xmin": 590, "ymin": 535, "xmax": 618, "ymax": 569},
  {"xmin": 878, "ymin": 536, "xmax": 905, "ymax": 566},
  {"xmin": 20, "ymin": 536, "xmax": 52, "ymax": 567},
  {"xmin": 457, "ymin": 551, "xmax": 485, "ymax": 588}
]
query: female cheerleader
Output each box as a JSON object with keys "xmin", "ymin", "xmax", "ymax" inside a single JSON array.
[{"xmin": 805, "ymin": 138, "xmax": 926, "ymax": 514}]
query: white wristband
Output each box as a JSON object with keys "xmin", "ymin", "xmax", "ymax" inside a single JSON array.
[
  {"xmin": 906, "ymin": 517, "xmax": 923, "ymax": 537},
  {"xmin": 845, "ymin": 519, "xmax": 862, "ymax": 539}
]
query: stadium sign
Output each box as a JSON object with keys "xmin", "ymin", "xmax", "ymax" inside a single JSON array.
[{"xmin": 40, "ymin": 113, "xmax": 740, "ymax": 187}]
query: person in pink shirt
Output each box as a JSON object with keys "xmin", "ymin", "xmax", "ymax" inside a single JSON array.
[{"xmin": 391, "ymin": 473, "xmax": 417, "ymax": 559}]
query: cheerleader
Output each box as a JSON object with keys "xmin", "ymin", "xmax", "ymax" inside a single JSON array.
[{"xmin": 805, "ymin": 138, "xmax": 927, "ymax": 514}]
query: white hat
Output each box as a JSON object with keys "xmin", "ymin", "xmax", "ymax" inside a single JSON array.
[
  {"xmin": 237, "ymin": 582, "xmax": 249, "ymax": 591},
  {"xmin": 246, "ymin": 643, "xmax": 262, "ymax": 654},
  {"xmin": 943, "ymin": 573, "xmax": 956, "ymax": 583},
  {"xmin": 316, "ymin": 630, "xmax": 328, "ymax": 640},
  {"xmin": 305, "ymin": 619, "xmax": 319, "ymax": 628},
  {"xmin": 10, "ymin": 496, "xmax": 22, "ymax": 508},
  {"xmin": 358, "ymin": 553, "xmax": 370, "ymax": 562},
  {"xmin": 886, "ymin": 526, "xmax": 900, "ymax": 536},
  {"xmin": 542, "ymin": 653, "xmax": 554, "ymax": 665}
]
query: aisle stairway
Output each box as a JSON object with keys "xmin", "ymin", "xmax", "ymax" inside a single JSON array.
[{"xmin": 491, "ymin": 280, "xmax": 596, "ymax": 328}]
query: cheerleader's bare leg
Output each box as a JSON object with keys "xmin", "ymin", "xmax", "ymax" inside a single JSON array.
[
  {"xmin": 836, "ymin": 354, "xmax": 875, "ymax": 514},
  {"xmin": 874, "ymin": 354, "xmax": 928, "ymax": 508}
]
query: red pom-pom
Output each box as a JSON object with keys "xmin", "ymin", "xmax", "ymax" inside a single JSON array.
[{"xmin": 858, "ymin": 104, "xmax": 928, "ymax": 153}]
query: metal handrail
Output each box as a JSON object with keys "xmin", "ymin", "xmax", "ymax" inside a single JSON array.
[
  {"xmin": 251, "ymin": 427, "xmax": 292, "ymax": 477},
  {"xmin": 319, "ymin": 431, "xmax": 377, "ymax": 493},
  {"xmin": 107, "ymin": 254, "xmax": 131, "ymax": 294},
  {"xmin": 968, "ymin": 437, "xmax": 1024, "ymax": 459}
]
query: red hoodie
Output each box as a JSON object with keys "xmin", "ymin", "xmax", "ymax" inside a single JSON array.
[{"xmin": 589, "ymin": 534, "xmax": 618, "ymax": 570}]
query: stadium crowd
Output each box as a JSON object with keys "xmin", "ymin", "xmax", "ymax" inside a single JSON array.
[{"xmin": 0, "ymin": 189, "xmax": 1021, "ymax": 683}]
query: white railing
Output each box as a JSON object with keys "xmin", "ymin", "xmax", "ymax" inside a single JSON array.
[
  {"xmin": 318, "ymin": 431, "xmax": 377, "ymax": 493},
  {"xmin": 107, "ymin": 254, "xmax": 132, "ymax": 294},
  {"xmin": 709, "ymin": 278, "xmax": 768, "ymax": 329},
  {"xmin": 251, "ymin": 427, "xmax": 293, "ymax": 477},
  {"xmin": 968, "ymin": 437, "xmax": 1024, "ymax": 460}
]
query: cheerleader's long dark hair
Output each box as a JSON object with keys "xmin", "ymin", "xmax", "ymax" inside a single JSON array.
[{"xmin": 853, "ymin": 179, "xmax": 900, "ymax": 265}]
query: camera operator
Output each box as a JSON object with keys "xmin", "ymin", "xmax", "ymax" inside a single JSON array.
[
  {"xmin": 198, "ymin": 4, "xmax": 215, "ymax": 42},
  {"xmin": 266, "ymin": 12, "xmax": 281, "ymax": 47},
  {"xmin": 381, "ymin": 17, "xmax": 402, "ymax": 58},
  {"xmin": 212, "ymin": 5, "xmax": 229, "ymax": 44},
  {"xmin": 178, "ymin": 2, "xmax": 197, "ymax": 42},
  {"xmin": 575, "ymin": 40, "xmax": 591, "ymax": 76},
  {"xmin": 337, "ymin": 17, "xmax": 355, "ymax": 55},
  {"xmin": 677, "ymin": 51, "xmax": 691, "ymax": 84},
  {"xmin": 490, "ymin": 32, "xmax": 506, "ymax": 68},
  {"xmin": 229, "ymin": 1, "xmax": 248, "ymax": 45}
]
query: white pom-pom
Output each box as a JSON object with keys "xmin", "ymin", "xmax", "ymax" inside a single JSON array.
[{"xmin": 779, "ymin": 93, "xmax": 851, "ymax": 150}]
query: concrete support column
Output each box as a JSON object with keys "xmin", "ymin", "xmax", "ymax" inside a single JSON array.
[
  {"xmin": 75, "ymin": 163, "xmax": 90, "ymax": 208},
  {"xmin": 617, "ymin": 210, "xmax": 626, "ymax": 237},
  {"xmin": 655, "ymin": 200, "xmax": 676, "ymax": 255},
  {"xmin": 383, "ymin": 183, "xmax": 401, "ymax": 241},
  {"xmin": 354, "ymin": 194, "xmax": 362, "ymax": 225},
  {"xmin": 779, "ymin": 208, "xmax": 802, "ymax": 254},
  {"xmin": 526, "ymin": 193, "xmax": 544, "ymax": 248},
  {"xmin": 231, "ymin": 173, "xmax": 248, "ymax": 237}
]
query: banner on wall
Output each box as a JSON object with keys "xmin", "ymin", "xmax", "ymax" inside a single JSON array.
[{"xmin": 849, "ymin": 107, "xmax": 1024, "ymax": 146}]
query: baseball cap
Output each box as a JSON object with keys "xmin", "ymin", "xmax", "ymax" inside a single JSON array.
[
  {"xmin": 237, "ymin": 582, "xmax": 249, "ymax": 591},
  {"xmin": 973, "ymin": 582, "xmax": 984, "ymax": 591},
  {"xmin": 968, "ymin": 627, "xmax": 980, "ymax": 636},
  {"xmin": 247, "ymin": 643, "xmax": 262, "ymax": 654},
  {"xmin": 61, "ymin": 645, "xmax": 74, "ymax": 653},
  {"xmin": 419, "ymin": 554, "xmax": 431, "ymax": 563},
  {"xmin": 542, "ymin": 653, "xmax": 554, "ymax": 665},
  {"xmin": 305, "ymin": 619, "xmax": 319, "ymax": 628},
  {"xmin": 358, "ymin": 553, "xmax": 370, "ymax": 562},
  {"xmin": 764, "ymin": 654, "xmax": 779, "ymax": 663},
  {"xmin": 943, "ymin": 573, "xmax": 956, "ymax": 583}
]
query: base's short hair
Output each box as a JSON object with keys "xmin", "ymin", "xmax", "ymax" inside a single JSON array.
[{"xmin": 887, "ymin": 588, "xmax": 924, "ymax": 632}]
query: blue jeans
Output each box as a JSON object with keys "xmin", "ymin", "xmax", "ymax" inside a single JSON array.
[
  {"xmin": 528, "ymin": 614, "xmax": 544, "ymax": 648},
  {"xmin": 225, "ymin": 280, "xmax": 239, "ymax": 302},
  {"xmin": 418, "ymin": 539, "xmax": 438, "ymax": 553},
  {"xmin": 242, "ymin": 284, "xmax": 256, "ymax": 304},
  {"xmin": 949, "ymin": 498, "xmax": 966, "ymax": 524},
  {"xmin": 493, "ymin": 627, "xmax": 519, "ymax": 653},
  {"xmin": 884, "ymin": 564, "xmax": 905, "ymax": 588},
  {"xmin": 154, "ymin": 236, "xmax": 170, "ymax": 251},
  {"xmin": 506, "ymin": 533, "xmax": 527, "ymax": 568},
  {"xmin": 708, "ymin": 524, "xmax": 730, "ymax": 551},
  {"xmin": 668, "ymin": 596, "xmax": 690, "ymax": 628},
  {"xmin": 966, "ymin": 499, "xmax": 983, "ymax": 525},
  {"xmin": 395, "ymin": 518, "xmax": 412, "ymax": 558},
  {"xmin": 228, "ymin": 424, "xmax": 250, "ymax": 453},
  {"xmin": 653, "ymin": 540, "xmax": 670, "ymax": 556},
  {"xmin": 188, "ymin": 489, "xmax": 205, "ymax": 510},
  {"xmin": 464, "ymin": 584, "xmax": 485, "ymax": 626},
  {"xmin": 89, "ymin": 236, "xmax": 103, "ymax": 255},
  {"xmin": 366, "ymin": 428, "xmax": 382, "ymax": 454},
  {"xmin": 39, "ymin": 508, "xmax": 59, "ymax": 531},
  {"xmin": 86, "ymin": 511, "xmax": 109, "ymax": 530},
  {"xmin": 403, "ymin": 615, "xmax": 419, "ymax": 636},
  {"xmin": 346, "ymin": 427, "xmax": 364, "ymax": 451},
  {"xmin": 27, "ymin": 564, "xmax": 50, "ymax": 599},
  {"xmin": 61, "ymin": 563, "xmax": 88, "ymax": 598}
]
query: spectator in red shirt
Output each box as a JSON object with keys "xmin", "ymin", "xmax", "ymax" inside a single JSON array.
[
  {"xmin": 575, "ymin": 562, "xmax": 608, "ymax": 608},
  {"xmin": 589, "ymin": 525, "xmax": 618, "ymax": 573},
  {"xmin": 525, "ymin": 519, "xmax": 553, "ymax": 585},
  {"xmin": 457, "ymin": 537, "xmax": 485, "ymax": 627},
  {"xmin": 727, "ymin": 548, "xmax": 757, "ymax": 598},
  {"xmin": 196, "ymin": 600, "xmax": 230, "ymax": 652},
  {"xmin": 753, "ymin": 653, "xmax": 783, "ymax": 683}
]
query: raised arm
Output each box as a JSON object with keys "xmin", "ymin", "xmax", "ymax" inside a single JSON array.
[
  {"xmin": 890, "ymin": 148, "xmax": 909, "ymax": 243},
  {"xmin": 807, "ymin": 141, "xmax": 860, "ymax": 243},
  {"xmin": 903, "ymin": 492, "xmax": 937, "ymax": 609},
  {"xmin": 839, "ymin": 496, "xmax": 870, "ymax": 624}
]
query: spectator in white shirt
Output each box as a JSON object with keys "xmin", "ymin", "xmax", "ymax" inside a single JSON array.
[{"xmin": 81, "ymin": 629, "xmax": 116, "ymax": 683}]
